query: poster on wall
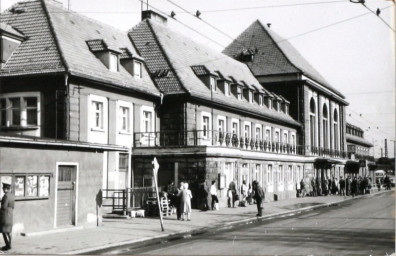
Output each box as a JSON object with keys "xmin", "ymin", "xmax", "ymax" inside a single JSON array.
[
  {"xmin": 27, "ymin": 175, "xmax": 38, "ymax": 196},
  {"xmin": 39, "ymin": 175, "xmax": 50, "ymax": 197},
  {"xmin": 14, "ymin": 176, "xmax": 25, "ymax": 197},
  {"xmin": 0, "ymin": 176, "xmax": 12, "ymax": 198}
]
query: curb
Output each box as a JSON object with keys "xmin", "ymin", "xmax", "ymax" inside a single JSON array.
[{"xmin": 65, "ymin": 190, "xmax": 390, "ymax": 255}]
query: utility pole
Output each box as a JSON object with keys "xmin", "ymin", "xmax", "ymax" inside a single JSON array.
[{"xmin": 385, "ymin": 139, "xmax": 388, "ymax": 158}]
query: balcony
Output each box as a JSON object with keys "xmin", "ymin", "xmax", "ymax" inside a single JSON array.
[
  {"xmin": 134, "ymin": 130, "xmax": 298, "ymax": 154},
  {"xmin": 133, "ymin": 130, "xmax": 344, "ymax": 159}
]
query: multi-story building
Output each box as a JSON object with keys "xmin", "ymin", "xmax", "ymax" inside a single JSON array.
[
  {"xmin": 129, "ymin": 12, "xmax": 314, "ymax": 206},
  {"xmin": 345, "ymin": 123, "xmax": 374, "ymax": 177},
  {"xmin": 0, "ymin": 0, "xmax": 160, "ymax": 232},
  {"xmin": 223, "ymin": 20, "xmax": 348, "ymax": 185}
]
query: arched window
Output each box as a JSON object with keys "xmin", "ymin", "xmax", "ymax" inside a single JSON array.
[
  {"xmin": 309, "ymin": 98, "xmax": 316, "ymax": 149},
  {"xmin": 322, "ymin": 104, "xmax": 328, "ymax": 149},
  {"xmin": 333, "ymin": 109, "xmax": 339, "ymax": 150}
]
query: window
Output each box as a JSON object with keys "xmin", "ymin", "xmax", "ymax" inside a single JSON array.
[
  {"xmin": 210, "ymin": 76, "xmax": 217, "ymax": 92},
  {"xmin": 249, "ymin": 91, "xmax": 253, "ymax": 103},
  {"xmin": 274, "ymin": 131, "xmax": 280, "ymax": 142},
  {"xmin": 244, "ymin": 124, "xmax": 250, "ymax": 138},
  {"xmin": 0, "ymin": 99, "xmax": 6, "ymax": 126},
  {"xmin": 134, "ymin": 61, "xmax": 142, "ymax": 78},
  {"xmin": 10, "ymin": 98, "xmax": 21, "ymax": 125},
  {"xmin": 267, "ymin": 164, "xmax": 272, "ymax": 184},
  {"xmin": 255, "ymin": 164, "xmax": 261, "ymax": 181},
  {"xmin": 224, "ymin": 82, "xmax": 230, "ymax": 96},
  {"xmin": 218, "ymin": 119, "xmax": 225, "ymax": 133},
  {"xmin": 259, "ymin": 95, "xmax": 263, "ymax": 106},
  {"xmin": 288, "ymin": 166, "xmax": 293, "ymax": 183},
  {"xmin": 109, "ymin": 53, "xmax": 118, "ymax": 72},
  {"xmin": 202, "ymin": 115, "xmax": 210, "ymax": 138},
  {"xmin": 310, "ymin": 98, "xmax": 316, "ymax": 148},
  {"xmin": 256, "ymin": 126, "xmax": 261, "ymax": 140},
  {"xmin": 237, "ymin": 87, "xmax": 242, "ymax": 100},
  {"xmin": 279, "ymin": 165, "xmax": 283, "ymax": 183},
  {"xmin": 265, "ymin": 129, "xmax": 271, "ymax": 141},
  {"xmin": 291, "ymin": 134, "xmax": 295, "ymax": 145},
  {"xmin": 119, "ymin": 106, "xmax": 130, "ymax": 133},
  {"xmin": 232, "ymin": 120, "xmax": 239, "ymax": 135},
  {"xmin": 143, "ymin": 111, "xmax": 152, "ymax": 132},
  {"xmin": 323, "ymin": 104, "xmax": 328, "ymax": 149},
  {"xmin": 92, "ymin": 101, "xmax": 104, "ymax": 129},
  {"xmin": 283, "ymin": 132, "xmax": 288, "ymax": 144},
  {"xmin": 334, "ymin": 109, "xmax": 339, "ymax": 150},
  {"xmin": 0, "ymin": 173, "xmax": 50, "ymax": 199},
  {"xmin": 119, "ymin": 153, "xmax": 129, "ymax": 172},
  {"xmin": 0, "ymin": 93, "xmax": 40, "ymax": 127}
]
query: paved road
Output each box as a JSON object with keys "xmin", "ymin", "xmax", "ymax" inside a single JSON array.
[{"xmin": 98, "ymin": 192, "xmax": 395, "ymax": 255}]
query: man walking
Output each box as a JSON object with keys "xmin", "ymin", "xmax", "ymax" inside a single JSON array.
[
  {"xmin": 1, "ymin": 182, "xmax": 14, "ymax": 251},
  {"xmin": 252, "ymin": 180, "xmax": 265, "ymax": 217},
  {"xmin": 339, "ymin": 176, "xmax": 346, "ymax": 196}
]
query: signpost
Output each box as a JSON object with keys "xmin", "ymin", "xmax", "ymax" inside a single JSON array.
[{"xmin": 152, "ymin": 157, "xmax": 164, "ymax": 231}]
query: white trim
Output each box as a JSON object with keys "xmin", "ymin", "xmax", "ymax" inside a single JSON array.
[
  {"xmin": 54, "ymin": 162, "xmax": 79, "ymax": 228},
  {"xmin": 283, "ymin": 130, "xmax": 289, "ymax": 144},
  {"xmin": 255, "ymin": 124, "xmax": 262, "ymax": 140},
  {"xmin": 265, "ymin": 126, "xmax": 272, "ymax": 141},
  {"xmin": 140, "ymin": 105, "xmax": 155, "ymax": 132},
  {"xmin": 88, "ymin": 94, "xmax": 108, "ymax": 143},
  {"xmin": 243, "ymin": 121, "xmax": 251, "ymax": 138},
  {"xmin": 231, "ymin": 118, "xmax": 239, "ymax": 135},
  {"xmin": 217, "ymin": 115, "xmax": 226, "ymax": 133}
]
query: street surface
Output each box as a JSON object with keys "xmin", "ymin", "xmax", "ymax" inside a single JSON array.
[{"xmin": 96, "ymin": 191, "xmax": 395, "ymax": 255}]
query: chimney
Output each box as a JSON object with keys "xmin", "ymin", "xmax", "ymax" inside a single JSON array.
[
  {"xmin": 267, "ymin": 23, "xmax": 271, "ymax": 28},
  {"xmin": 142, "ymin": 10, "xmax": 167, "ymax": 25}
]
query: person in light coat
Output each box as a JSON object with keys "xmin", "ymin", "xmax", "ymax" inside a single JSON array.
[
  {"xmin": 0, "ymin": 183, "xmax": 14, "ymax": 251},
  {"xmin": 180, "ymin": 183, "xmax": 192, "ymax": 221}
]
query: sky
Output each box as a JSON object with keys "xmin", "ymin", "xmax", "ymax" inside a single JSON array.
[{"xmin": 1, "ymin": 0, "xmax": 395, "ymax": 158}]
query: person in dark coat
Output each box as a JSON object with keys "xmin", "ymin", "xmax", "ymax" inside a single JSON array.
[
  {"xmin": 339, "ymin": 176, "xmax": 346, "ymax": 196},
  {"xmin": 1, "ymin": 183, "xmax": 14, "ymax": 251},
  {"xmin": 346, "ymin": 176, "xmax": 351, "ymax": 196},
  {"xmin": 252, "ymin": 180, "xmax": 265, "ymax": 217},
  {"xmin": 351, "ymin": 177, "xmax": 358, "ymax": 197}
]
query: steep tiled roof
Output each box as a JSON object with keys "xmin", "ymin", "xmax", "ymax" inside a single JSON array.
[
  {"xmin": 0, "ymin": 0, "xmax": 65, "ymax": 75},
  {"xmin": 1, "ymin": 0, "xmax": 159, "ymax": 96},
  {"xmin": 223, "ymin": 20, "xmax": 344, "ymax": 98},
  {"xmin": 129, "ymin": 19, "xmax": 300, "ymax": 127}
]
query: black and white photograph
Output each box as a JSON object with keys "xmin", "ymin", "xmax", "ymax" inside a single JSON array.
[{"xmin": 0, "ymin": 0, "xmax": 394, "ymax": 255}]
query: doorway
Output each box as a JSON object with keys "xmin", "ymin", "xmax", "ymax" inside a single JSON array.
[{"xmin": 56, "ymin": 165, "xmax": 77, "ymax": 227}]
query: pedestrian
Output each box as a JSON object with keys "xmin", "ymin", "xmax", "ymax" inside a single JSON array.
[
  {"xmin": 332, "ymin": 178, "xmax": 339, "ymax": 195},
  {"xmin": 227, "ymin": 180, "xmax": 237, "ymax": 208},
  {"xmin": 0, "ymin": 182, "xmax": 14, "ymax": 251},
  {"xmin": 316, "ymin": 177, "xmax": 322, "ymax": 196},
  {"xmin": 339, "ymin": 176, "xmax": 346, "ymax": 196},
  {"xmin": 252, "ymin": 180, "xmax": 265, "ymax": 217},
  {"xmin": 362, "ymin": 176, "xmax": 369, "ymax": 194},
  {"xmin": 323, "ymin": 178, "xmax": 329, "ymax": 196},
  {"xmin": 300, "ymin": 179, "xmax": 306, "ymax": 197},
  {"xmin": 175, "ymin": 182, "xmax": 184, "ymax": 220},
  {"xmin": 180, "ymin": 182, "xmax": 192, "ymax": 221},
  {"xmin": 296, "ymin": 180, "xmax": 301, "ymax": 197},
  {"xmin": 240, "ymin": 180, "xmax": 248, "ymax": 207},
  {"xmin": 210, "ymin": 180, "xmax": 219, "ymax": 210},
  {"xmin": 377, "ymin": 178, "xmax": 381, "ymax": 191},
  {"xmin": 384, "ymin": 175, "xmax": 391, "ymax": 190},
  {"xmin": 165, "ymin": 180, "xmax": 178, "ymax": 214},
  {"xmin": 346, "ymin": 176, "xmax": 351, "ymax": 196},
  {"xmin": 311, "ymin": 178, "xmax": 316, "ymax": 197},
  {"xmin": 351, "ymin": 177, "xmax": 358, "ymax": 197}
]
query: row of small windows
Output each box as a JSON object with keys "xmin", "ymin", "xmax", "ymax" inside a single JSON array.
[
  {"xmin": 346, "ymin": 126, "xmax": 364, "ymax": 138},
  {"xmin": 201, "ymin": 113, "xmax": 296, "ymax": 145},
  {"xmin": 0, "ymin": 94, "xmax": 40, "ymax": 127}
]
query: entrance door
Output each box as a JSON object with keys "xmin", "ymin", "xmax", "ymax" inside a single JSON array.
[{"xmin": 57, "ymin": 165, "xmax": 77, "ymax": 227}]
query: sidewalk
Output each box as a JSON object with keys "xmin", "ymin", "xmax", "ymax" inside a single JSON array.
[{"xmin": 6, "ymin": 190, "xmax": 390, "ymax": 255}]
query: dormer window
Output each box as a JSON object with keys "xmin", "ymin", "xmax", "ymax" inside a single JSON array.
[
  {"xmin": 224, "ymin": 82, "xmax": 230, "ymax": 96},
  {"xmin": 133, "ymin": 61, "xmax": 142, "ymax": 78},
  {"xmin": 1, "ymin": 23, "xmax": 26, "ymax": 68},
  {"xmin": 259, "ymin": 95, "xmax": 263, "ymax": 106},
  {"xmin": 109, "ymin": 53, "xmax": 118, "ymax": 72},
  {"xmin": 237, "ymin": 87, "xmax": 242, "ymax": 100},
  {"xmin": 210, "ymin": 76, "xmax": 217, "ymax": 92},
  {"xmin": 86, "ymin": 39, "xmax": 121, "ymax": 72},
  {"xmin": 248, "ymin": 91, "xmax": 253, "ymax": 103}
]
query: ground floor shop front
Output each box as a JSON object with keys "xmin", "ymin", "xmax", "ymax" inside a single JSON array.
[{"xmin": 132, "ymin": 147, "xmax": 346, "ymax": 209}]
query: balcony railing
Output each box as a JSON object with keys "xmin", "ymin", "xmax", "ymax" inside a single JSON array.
[{"xmin": 134, "ymin": 130, "xmax": 347, "ymax": 158}]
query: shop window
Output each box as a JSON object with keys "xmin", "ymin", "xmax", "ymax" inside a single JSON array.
[
  {"xmin": 0, "ymin": 174, "xmax": 50, "ymax": 199},
  {"xmin": 119, "ymin": 153, "xmax": 129, "ymax": 172}
]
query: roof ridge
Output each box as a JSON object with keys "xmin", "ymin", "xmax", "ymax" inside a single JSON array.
[{"xmin": 255, "ymin": 20, "xmax": 302, "ymax": 75}]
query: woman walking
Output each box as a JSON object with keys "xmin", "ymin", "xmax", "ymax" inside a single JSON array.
[{"xmin": 180, "ymin": 183, "xmax": 192, "ymax": 221}]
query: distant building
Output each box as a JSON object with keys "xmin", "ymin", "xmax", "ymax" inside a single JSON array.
[{"xmin": 224, "ymin": 20, "xmax": 348, "ymax": 184}]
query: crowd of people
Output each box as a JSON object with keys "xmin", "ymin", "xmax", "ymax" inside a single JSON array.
[{"xmin": 165, "ymin": 179, "xmax": 266, "ymax": 219}]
